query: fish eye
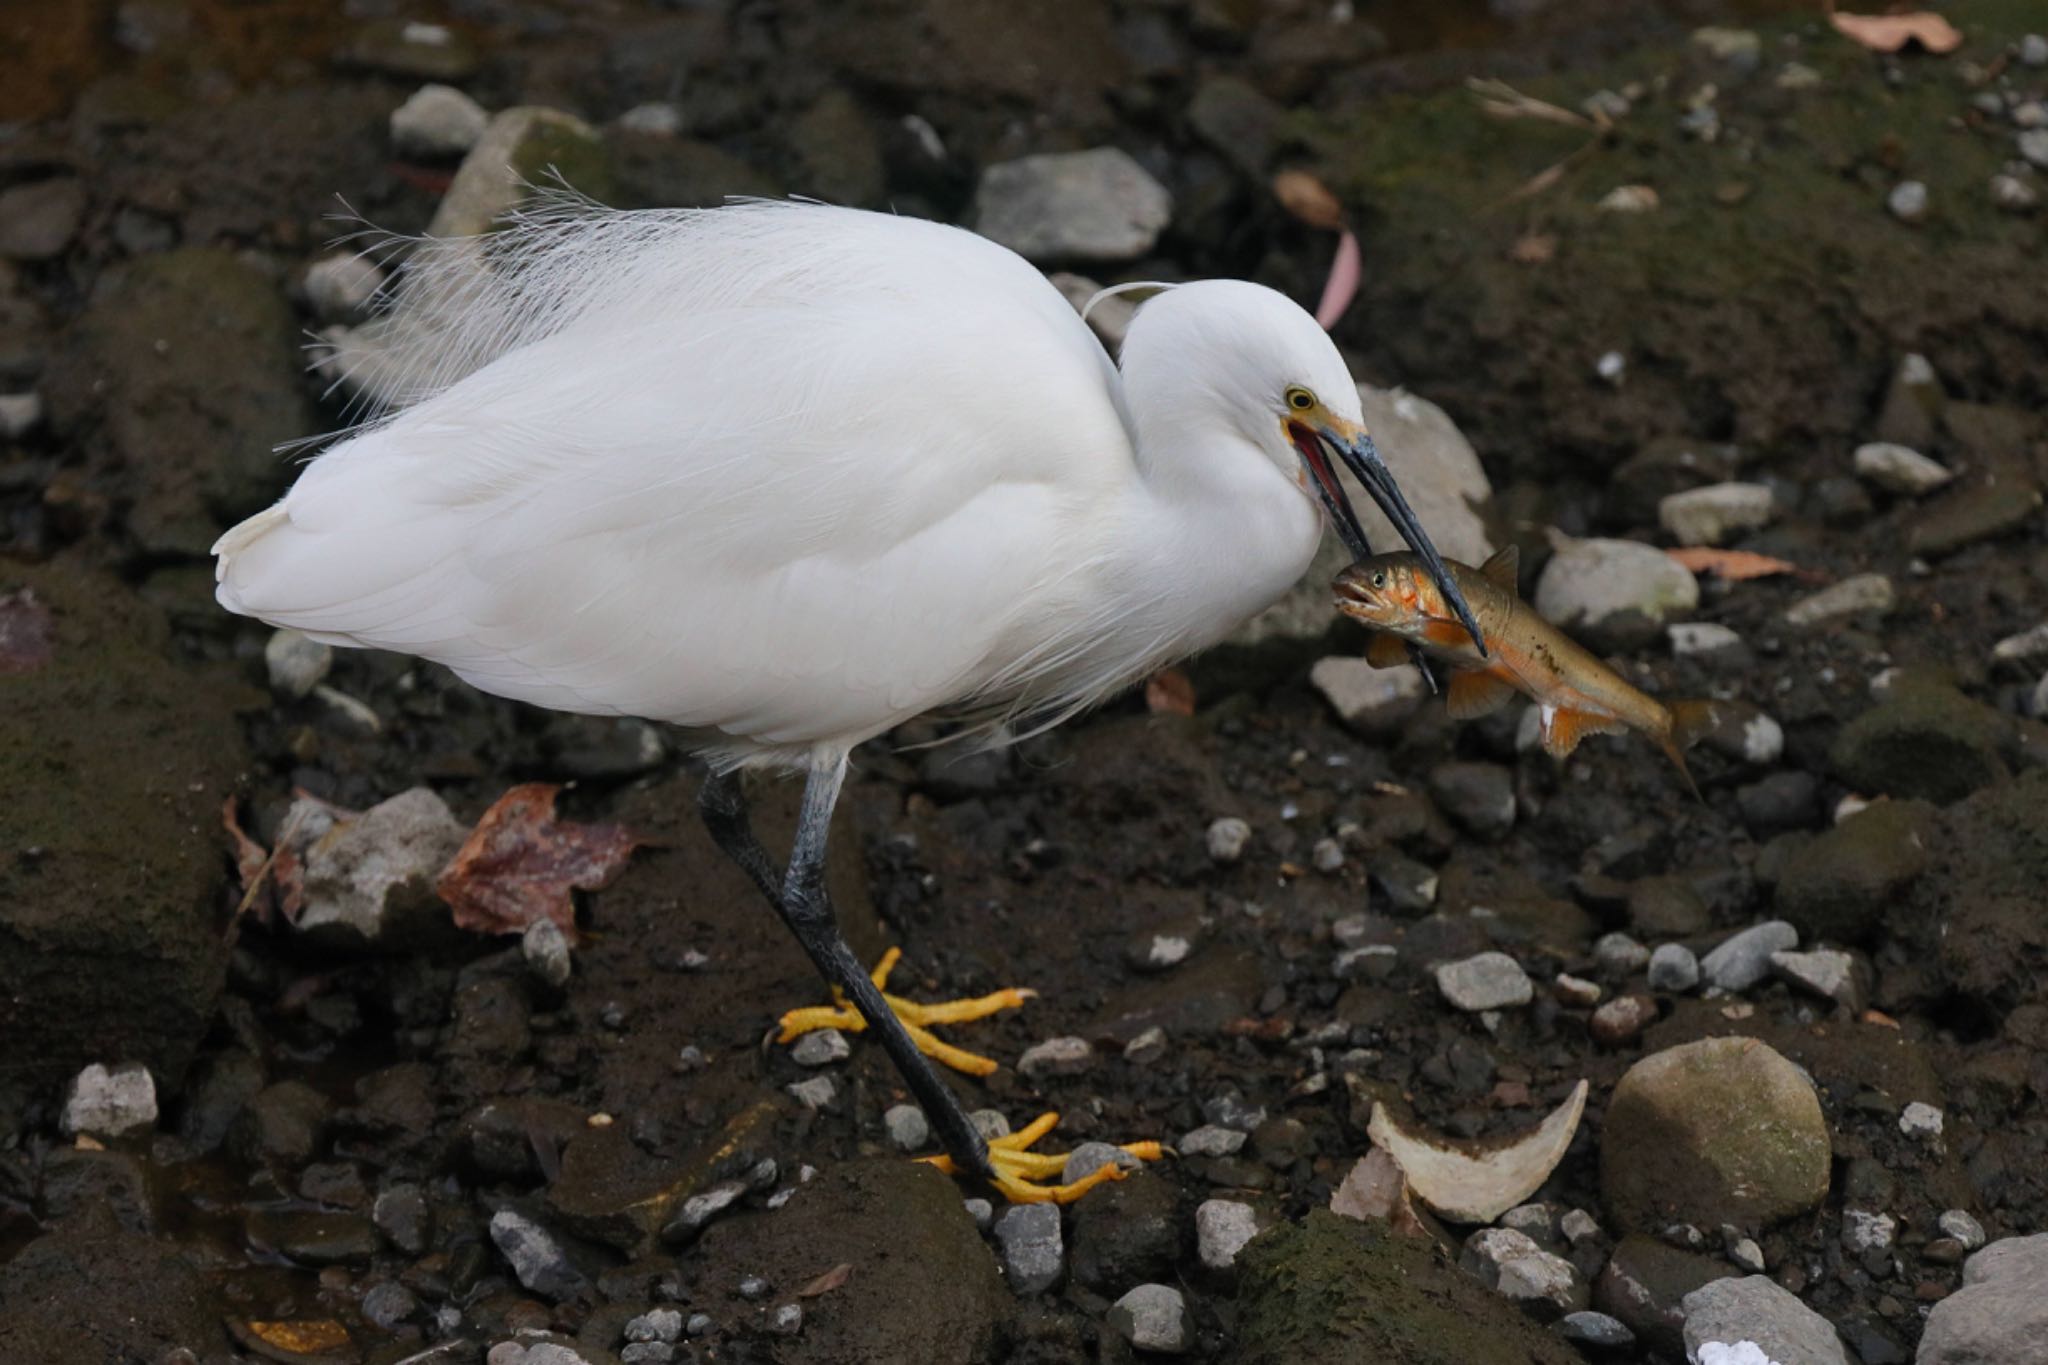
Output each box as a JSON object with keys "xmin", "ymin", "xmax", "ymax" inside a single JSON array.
[
  {"xmin": 1371, "ymin": 570, "xmax": 1387, "ymax": 589},
  {"xmin": 1286, "ymin": 386, "xmax": 1316, "ymax": 412}
]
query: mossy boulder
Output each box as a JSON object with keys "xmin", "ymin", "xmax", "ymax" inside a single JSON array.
[
  {"xmin": 1831, "ymin": 679, "xmax": 2009, "ymax": 804},
  {"xmin": 1773, "ymin": 799, "xmax": 1934, "ymax": 944},
  {"xmin": 0, "ymin": 562, "xmax": 250, "ymax": 1128},
  {"xmin": 1600, "ymin": 1037, "xmax": 1830, "ymax": 1235},
  {"xmin": 1910, "ymin": 769, "xmax": 2048, "ymax": 1016},
  {"xmin": 1233, "ymin": 1211, "xmax": 1582, "ymax": 1365}
]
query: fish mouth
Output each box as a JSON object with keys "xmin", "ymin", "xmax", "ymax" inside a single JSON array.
[{"xmin": 1331, "ymin": 569, "xmax": 1388, "ymax": 619}]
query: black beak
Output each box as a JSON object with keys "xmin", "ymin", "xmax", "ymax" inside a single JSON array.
[{"xmin": 1300, "ymin": 423, "xmax": 1487, "ymax": 658}]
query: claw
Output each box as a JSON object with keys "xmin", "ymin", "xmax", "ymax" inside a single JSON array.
[
  {"xmin": 776, "ymin": 947, "xmax": 1035, "ymax": 1077},
  {"xmin": 921, "ymin": 1111, "xmax": 1167, "ymax": 1204}
]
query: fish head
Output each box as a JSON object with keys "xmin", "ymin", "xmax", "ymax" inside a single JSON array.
[{"xmin": 1333, "ymin": 553, "xmax": 1436, "ymax": 632}]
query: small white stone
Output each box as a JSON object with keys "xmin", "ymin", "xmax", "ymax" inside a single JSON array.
[
  {"xmin": 1658, "ymin": 482, "xmax": 1774, "ymax": 547},
  {"xmin": 521, "ymin": 918, "xmax": 572, "ymax": 988},
  {"xmin": 1017, "ymin": 1035, "xmax": 1093, "ymax": 1078},
  {"xmin": 302, "ymin": 253, "xmax": 385, "ymax": 323},
  {"xmin": 1775, "ymin": 62, "xmax": 1823, "ymax": 90},
  {"xmin": 1309, "ymin": 656, "xmax": 1426, "ymax": 735},
  {"xmin": 1597, "ymin": 184, "xmax": 1660, "ymax": 213},
  {"xmin": 1887, "ymin": 180, "xmax": 1928, "ymax": 223},
  {"xmin": 882, "ymin": 1103, "xmax": 929, "ymax": 1152},
  {"xmin": 2022, "ymin": 33, "xmax": 2048, "ymax": 67},
  {"xmin": 1991, "ymin": 623, "xmax": 2048, "ymax": 664},
  {"xmin": 61, "ymin": 1061, "xmax": 158, "ymax": 1138},
  {"xmin": 1205, "ymin": 816, "xmax": 1252, "ymax": 864},
  {"xmin": 1196, "ymin": 1199, "xmax": 1259, "ymax": 1271},
  {"xmin": 1739, "ymin": 712, "xmax": 1784, "ymax": 765},
  {"xmin": 1669, "ymin": 622, "xmax": 1743, "ymax": 656},
  {"xmin": 1179, "ymin": 1124, "xmax": 1248, "ymax": 1158},
  {"xmin": 0, "ymin": 391, "xmax": 43, "ymax": 439},
  {"xmin": 1596, "ymin": 351, "xmax": 1626, "ymax": 384},
  {"xmin": 1728, "ymin": 1237, "xmax": 1766, "ymax": 1273},
  {"xmin": 1460, "ymin": 1227, "xmax": 1582, "ymax": 1312},
  {"xmin": 264, "ymin": 628, "xmax": 334, "ymax": 699},
  {"xmin": 1594, "ymin": 932, "xmax": 1651, "ymax": 976},
  {"xmin": 993, "ymin": 1202, "xmax": 1064, "ymax": 1294},
  {"xmin": 617, "ymin": 103, "xmax": 683, "ymax": 136},
  {"xmin": 785, "ymin": 1075, "xmax": 836, "ymax": 1109},
  {"xmin": 1123, "ymin": 1025, "xmax": 1169, "ymax": 1064},
  {"xmin": 1109, "ymin": 1283, "xmax": 1189, "ymax": 1354},
  {"xmin": 1854, "ymin": 442, "xmax": 1953, "ymax": 495},
  {"xmin": 1842, "ymin": 1209, "xmax": 1895, "ymax": 1254},
  {"xmin": 2020, "ymin": 129, "xmax": 2048, "ymax": 170},
  {"xmin": 390, "ymin": 83, "xmax": 489, "ymax": 158},
  {"xmin": 1899, "ymin": 1101, "xmax": 1943, "ymax": 1141},
  {"xmin": 1937, "ymin": 1208, "xmax": 1985, "ymax": 1250},
  {"xmin": 1554, "ymin": 972, "xmax": 1601, "ymax": 1006},
  {"xmin": 1311, "ymin": 837, "xmax": 1345, "ymax": 873},
  {"xmin": 790, "ymin": 1029, "xmax": 850, "ymax": 1067},
  {"xmin": 1647, "ymin": 943, "xmax": 1700, "ymax": 993},
  {"xmin": 1784, "ymin": 574, "xmax": 1893, "ymax": 627},
  {"xmin": 1989, "ymin": 174, "xmax": 2038, "ymax": 212},
  {"xmin": 1560, "ymin": 1209, "xmax": 1603, "ymax": 1245},
  {"xmin": 1435, "ymin": 952, "xmax": 1533, "ymax": 1011}
]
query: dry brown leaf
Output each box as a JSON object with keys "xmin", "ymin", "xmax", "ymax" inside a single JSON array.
[
  {"xmin": 0, "ymin": 587, "xmax": 53, "ymax": 676},
  {"xmin": 228, "ymin": 1318, "xmax": 353, "ymax": 1358},
  {"xmin": 1467, "ymin": 78, "xmax": 1594, "ymax": 128},
  {"xmin": 222, "ymin": 799, "xmax": 277, "ymax": 932},
  {"xmin": 798, "ymin": 1262, "xmax": 855, "ymax": 1297},
  {"xmin": 1665, "ymin": 547, "xmax": 1804, "ymax": 580},
  {"xmin": 1828, "ymin": 7, "xmax": 1963, "ymax": 54},
  {"xmin": 1144, "ymin": 667, "xmax": 1197, "ymax": 717},
  {"xmin": 436, "ymin": 783, "xmax": 642, "ymax": 941},
  {"xmin": 1272, "ymin": 168, "xmax": 1345, "ymax": 230}
]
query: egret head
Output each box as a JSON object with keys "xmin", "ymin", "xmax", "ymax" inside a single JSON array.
[{"xmin": 1119, "ymin": 280, "xmax": 1484, "ymax": 653}]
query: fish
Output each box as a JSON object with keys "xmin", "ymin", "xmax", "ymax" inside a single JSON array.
[{"xmin": 1332, "ymin": 546, "xmax": 1718, "ymax": 796}]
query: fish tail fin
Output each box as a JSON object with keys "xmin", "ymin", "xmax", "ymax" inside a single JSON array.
[{"xmin": 1661, "ymin": 700, "xmax": 1720, "ymax": 802}]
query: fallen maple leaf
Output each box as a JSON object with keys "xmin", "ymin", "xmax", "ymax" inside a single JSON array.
[
  {"xmin": 436, "ymin": 783, "xmax": 642, "ymax": 942},
  {"xmin": 223, "ymin": 799, "xmax": 276, "ymax": 928},
  {"xmin": 0, "ymin": 588, "xmax": 53, "ymax": 675},
  {"xmin": 1827, "ymin": 5, "xmax": 1962, "ymax": 54},
  {"xmin": 1665, "ymin": 547, "xmax": 1805, "ymax": 580},
  {"xmin": 798, "ymin": 1262, "xmax": 854, "ymax": 1297},
  {"xmin": 1272, "ymin": 168, "xmax": 1345, "ymax": 231},
  {"xmin": 1144, "ymin": 667, "xmax": 1197, "ymax": 717},
  {"xmin": 1314, "ymin": 229, "xmax": 1362, "ymax": 331}
]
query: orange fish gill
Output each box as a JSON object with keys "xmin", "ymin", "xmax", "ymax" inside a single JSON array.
[{"xmin": 1331, "ymin": 546, "xmax": 1718, "ymax": 797}]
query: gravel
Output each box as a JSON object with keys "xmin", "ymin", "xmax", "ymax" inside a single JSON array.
[
  {"xmin": 971, "ymin": 148, "xmax": 1172, "ymax": 264},
  {"xmin": 1180, "ymin": 1124, "xmax": 1248, "ymax": 1157},
  {"xmin": 1898, "ymin": 1101, "xmax": 1943, "ymax": 1141},
  {"xmin": 1769, "ymin": 949, "xmax": 1863, "ymax": 1009},
  {"xmin": 993, "ymin": 1202, "xmax": 1064, "ymax": 1294},
  {"xmin": 790, "ymin": 1029, "xmax": 850, "ymax": 1066},
  {"xmin": 60, "ymin": 1061, "xmax": 159, "ymax": 1139},
  {"xmin": 784, "ymin": 1075, "xmax": 836, "ymax": 1109},
  {"xmin": 1108, "ymin": 1283, "xmax": 1190, "ymax": 1354},
  {"xmin": 1017, "ymin": 1035, "xmax": 1093, "ymax": 1078},
  {"xmin": 1205, "ymin": 816, "xmax": 1252, "ymax": 863},
  {"xmin": 882, "ymin": 1103, "xmax": 929, "ymax": 1152},
  {"xmin": 1435, "ymin": 952, "xmax": 1534, "ymax": 1011},
  {"xmin": 1196, "ymin": 1199, "xmax": 1259, "ymax": 1272}
]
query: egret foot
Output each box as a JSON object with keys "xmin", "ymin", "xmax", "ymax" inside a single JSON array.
[
  {"xmin": 920, "ymin": 1112, "xmax": 1166, "ymax": 1204},
  {"xmin": 777, "ymin": 947, "xmax": 1034, "ymax": 1078}
]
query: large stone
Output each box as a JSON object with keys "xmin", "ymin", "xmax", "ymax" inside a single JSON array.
[
  {"xmin": 430, "ymin": 107, "xmax": 611, "ymax": 238},
  {"xmin": 1681, "ymin": 1277, "xmax": 1848, "ymax": 1365},
  {"xmin": 1831, "ymin": 679, "xmax": 2008, "ymax": 804},
  {"xmin": 1236, "ymin": 385, "xmax": 1494, "ymax": 646},
  {"xmin": 294, "ymin": 788, "xmax": 469, "ymax": 949},
  {"xmin": 689, "ymin": 1160, "xmax": 1009, "ymax": 1363},
  {"xmin": 1773, "ymin": 800, "xmax": 1933, "ymax": 944},
  {"xmin": 0, "ymin": 177, "xmax": 88, "ymax": 262},
  {"xmin": 1534, "ymin": 537, "xmax": 1698, "ymax": 651},
  {"xmin": 1600, "ymin": 1038, "xmax": 1830, "ymax": 1234},
  {"xmin": 1308, "ymin": 656, "xmax": 1426, "ymax": 735},
  {"xmin": 0, "ymin": 566, "xmax": 246, "ymax": 1127},
  {"xmin": 42, "ymin": 249, "xmax": 315, "ymax": 557},
  {"xmin": 1234, "ymin": 1212, "xmax": 1583, "ymax": 1365},
  {"xmin": 972, "ymin": 147, "xmax": 1171, "ymax": 264},
  {"xmin": 1918, "ymin": 1235, "xmax": 2048, "ymax": 1365},
  {"xmin": 0, "ymin": 1214, "xmax": 223, "ymax": 1361}
]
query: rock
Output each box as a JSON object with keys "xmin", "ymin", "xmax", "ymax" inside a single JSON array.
[
  {"xmin": 1017, "ymin": 1036, "xmax": 1092, "ymax": 1078},
  {"xmin": 1461, "ymin": 1227, "xmax": 1586, "ymax": 1318},
  {"xmin": 2023, "ymin": 33, "xmax": 2048, "ymax": 65},
  {"xmin": 1108, "ymin": 1284, "xmax": 1190, "ymax": 1354},
  {"xmin": 883, "ymin": 1104, "xmax": 929, "ymax": 1152},
  {"xmin": 662, "ymin": 1180, "xmax": 747, "ymax": 1245},
  {"xmin": 1657, "ymin": 483, "xmax": 1774, "ymax": 546},
  {"xmin": 43, "ymin": 249, "xmax": 314, "ymax": 556},
  {"xmin": 1919, "ymin": 1235, "xmax": 2048, "ymax": 1364},
  {"xmin": 1534, "ymin": 537, "xmax": 1699, "ymax": 650},
  {"xmin": 1887, "ymin": 181, "xmax": 1929, "ymax": 224},
  {"xmin": 1206, "ymin": 816, "xmax": 1252, "ymax": 864},
  {"xmin": 1681, "ymin": 1277, "xmax": 1848, "ymax": 1365},
  {"xmin": 993, "ymin": 1202, "xmax": 1063, "ymax": 1294},
  {"xmin": 1842, "ymin": 1209, "xmax": 1895, "ymax": 1256},
  {"xmin": 1560, "ymin": 1310, "xmax": 1635, "ymax": 1350},
  {"xmin": 263, "ymin": 629, "xmax": 333, "ymax": 698},
  {"xmin": 1070, "ymin": 1171, "xmax": 1178, "ymax": 1291},
  {"xmin": 1876, "ymin": 353, "xmax": 1945, "ymax": 447},
  {"xmin": 1784, "ymin": 574, "xmax": 1894, "ymax": 627},
  {"xmin": 971, "ymin": 148, "xmax": 1171, "ymax": 264},
  {"xmin": 490, "ymin": 1209, "xmax": 586, "ymax": 1300},
  {"xmin": 1774, "ymin": 800, "xmax": 1931, "ymax": 943},
  {"xmin": 295, "ymin": 788, "xmax": 470, "ymax": 948},
  {"xmin": 429, "ymin": 107, "xmax": 610, "ymax": 239},
  {"xmin": 786, "ymin": 1075, "xmax": 836, "ymax": 1109},
  {"xmin": 1601, "ymin": 1038, "xmax": 1829, "ymax": 1233},
  {"xmin": 522, "ymin": 918, "xmax": 573, "ymax": 987},
  {"xmin": 1831, "ymin": 679, "xmax": 2007, "ymax": 803},
  {"xmin": 1698, "ymin": 921, "xmax": 1797, "ymax": 993},
  {"xmin": 790, "ymin": 1029, "xmax": 850, "ymax": 1067},
  {"xmin": 1235, "ymin": 385, "xmax": 1494, "ymax": 645},
  {"xmin": 1898, "ymin": 1102, "xmax": 1943, "ymax": 1142},
  {"xmin": 1309, "ymin": 656, "xmax": 1426, "ymax": 735},
  {"xmin": 0, "ymin": 178, "xmax": 88, "ymax": 262},
  {"xmin": 1854, "ymin": 442, "xmax": 1952, "ymax": 495},
  {"xmin": 626, "ymin": 1309, "xmax": 683, "ymax": 1343},
  {"xmin": 1428, "ymin": 762, "xmax": 1516, "ymax": 837},
  {"xmin": 1595, "ymin": 933, "xmax": 1651, "ymax": 976},
  {"xmin": 1768, "ymin": 949, "xmax": 1866, "ymax": 1010},
  {"xmin": 1182, "ymin": 1124, "xmax": 1248, "ymax": 1158},
  {"xmin": 1669, "ymin": 622, "xmax": 1744, "ymax": 658},
  {"xmin": 231, "ymin": 1080, "xmax": 332, "ymax": 1168},
  {"xmin": 1062, "ymin": 1142, "xmax": 1141, "ymax": 1186},
  {"xmin": 1993, "ymin": 623, "xmax": 2048, "ymax": 664},
  {"xmin": 59, "ymin": 1062, "xmax": 158, "ymax": 1139},
  {"xmin": 1436, "ymin": 952, "xmax": 1533, "ymax": 1011},
  {"xmin": 1590, "ymin": 995, "xmax": 1657, "ymax": 1045},
  {"xmin": 1196, "ymin": 1199, "xmax": 1260, "ymax": 1273},
  {"xmin": 0, "ymin": 1216, "xmax": 221, "ymax": 1362},
  {"xmin": 1594, "ymin": 1234, "xmax": 1735, "ymax": 1356},
  {"xmin": 0, "ymin": 567, "xmax": 246, "ymax": 1127},
  {"xmin": 1737, "ymin": 772, "xmax": 1817, "ymax": 833},
  {"xmin": 1646, "ymin": 945, "xmax": 1700, "ymax": 993},
  {"xmin": 373, "ymin": 1185, "xmax": 431, "ymax": 1255},
  {"xmin": 300, "ymin": 254, "xmax": 385, "ymax": 325},
  {"xmin": 0, "ymin": 391, "xmax": 43, "ymax": 439},
  {"xmin": 1187, "ymin": 75, "xmax": 1286, "ymax": 178},
  {"xmin": 2020, "ymin": 129, "xmax": 2048, "ymax": 170},
  {"xmin": 1597, "ymin": 185, "xmax": 1660, "ymax": 214},
  {"xmin": 1555, "ymin": 973, "xmax": 1601, "ymax": 1006},
  {"xmin": 1234, "ymin": 1212, "xmax": 1583, "ymax": 1365},
  {"xmin": 390, "ymin": 83, "xmax": 489, "ymax": 158}
]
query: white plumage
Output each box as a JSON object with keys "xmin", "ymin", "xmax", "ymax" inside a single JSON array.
[{"xmin": 215, "ymin": 199, "xmax": 1393, "ymax": 770}]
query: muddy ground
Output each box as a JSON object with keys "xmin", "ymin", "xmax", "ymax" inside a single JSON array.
[{"xmin": 2, "ymin": 0, "xmax": 2046, "ymax": 1363}]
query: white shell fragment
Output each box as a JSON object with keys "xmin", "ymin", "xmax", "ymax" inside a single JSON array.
[{"xmin": 1366, "ymin": 1079, "xmax": 1590, "ymax": 1224}]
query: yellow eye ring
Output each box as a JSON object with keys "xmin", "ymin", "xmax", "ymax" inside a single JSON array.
[{"xmin": 1286, "ymin": 387, "xmax": 1316, "ymax": 412}]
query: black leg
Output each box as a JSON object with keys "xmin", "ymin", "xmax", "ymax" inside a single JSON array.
[{"xmin": 698, "ymin": 760, "xmax": 995, "ymax": 1182}]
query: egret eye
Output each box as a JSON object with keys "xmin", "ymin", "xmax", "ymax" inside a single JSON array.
[{"xmin": 1286, "ymin": 387, "xmax": 1316, "ymax": 412}]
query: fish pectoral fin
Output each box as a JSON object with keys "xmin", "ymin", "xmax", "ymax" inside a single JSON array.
[
  {"xmin": 1365, "ymin": 633, "xmax": 1413, "ymax": 669},
  {"xmin": 1666, "ymin": 699, "xmax": 1720, "ymax": 751},
  {"xmin": 1445, "ymin": 670, "xmax": 1519, "ymax": 720},
  {"xmin": 1478, "ymin": 544, "xmax": 1520, "ymax": 593},
  {"xmin": 1539, "ymin": 706, "xmax": 1628, "ymax": 759}
]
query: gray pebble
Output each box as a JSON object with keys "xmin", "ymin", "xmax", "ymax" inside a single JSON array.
[
  {"xmin": 662, "ymin": 1179, "xmax": 747, "ymax": 1244},
  {"xmin": 1937, "ymin": 1209, "xmax": 1985, "ymax": 1250},
  {"xmin": 1647, "ymin": 943, "xmax": 1700, "ymax": 993},
  {"xmin": 1017, "ymin": 1036, "xmax": 1092, "ymax": 1078},
  {"xmin": 1435, "ymin": 951, "xmax": 1533, "ymax": 1011},
  {"xmin": 790, "ymin": 1028, "xmax": 849, "ymax": 1066},
  {"xmin": 994, "ymin": 1202, "xmax": 1064, "ymax": 1294},
  {"xmin": 2022, "ymin": 33, "xmax": 2048, "ymax": 67},
  {"xmin": 264, "ymin": 629, "xmax": 334, "ymax": 700},
  {"xmin": 1887, "ymin": 180, "xmax": 1928, "ymax": 223},
  {"xmin": 768, "ymin": 1303, "xmax": 802, "ymax": 1336},
  {"xmin": 1559, "ymin": 1309, "xmax": 1635, "ymax": 1349},
  {"xmin": 522, "ymin": 919, "xmax": 572, "ymax": 988},
  {"xmin": 1109, "ymin": 1283, "xmax": 1190, "ymax": 1354},
  {"xmin": 737, "ymin": 1275, "xmax": 770, "ymax": 1300},
  {"xmin": 625, "ymin": 1308, "xmax": 683, "ymax": 1343},
  {"xmin": 1699, "ymin": 920, "xmax": 1798, "ymax": 992},
  {"xmin": 882, "ymin": 1103, "xmax": 929, "ymax": 1152},
  {"xmin": 685, "ymin": 1313, "xmax": 713, "ymax": 1337},
  {"xmin": 2019, "ymin": 128, "xmax": 2048, "ymax": 170},
  {"xmin": 1062, "ymin": 1141, "xmax": 1141, "ymax": 1185},
  {"xmin": 1594, "ymin": 932, "xmax": 1651, "ymax": 977},
  {"xmin": 1205, "ymin": 816, "xmax": 1252, "ymax": 863},
  {"xmin": 390, "ymin": 83, "xmax": 489, "ymax": 157},
  {"xmin": 1179, "ymin": 1124, "xmax": 1247, "ymax": 1158},
  {"xmin": 963, "ymin": 1198, "xmax": 993, "ymax": 1233},
  {"xmin": 784, "ymin": 1075, "xmax": 836, "ymax": 1109},
  {"xmin": 1196, "ymin": 1199, "xmax": 1259, "ymax": 1271},
  {"xmin": 61, "ymin": 1061, "xmax": 158, "ymax": 1139},
  {"xmin": 488, "ymin": 1209, "xmax": 585, "ymax": 1300},
  {"xmin": 619, "ymin": 1346, "xmax": 673, "ymax": 1365}
]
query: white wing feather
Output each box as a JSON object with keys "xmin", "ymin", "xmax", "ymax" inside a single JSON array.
[{"xmin": 218, "ymin": 202, "xmax": 1144, "ymax": 763}]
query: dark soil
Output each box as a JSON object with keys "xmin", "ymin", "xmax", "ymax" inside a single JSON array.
[{"xmin": 2, "ymin": 1, "xmax": 2045, "ymax": 1363}]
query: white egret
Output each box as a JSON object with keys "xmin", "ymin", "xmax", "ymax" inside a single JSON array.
[{"xmin": 214, "ymin": 199, "xmax": 1480, "ymax": 1201}]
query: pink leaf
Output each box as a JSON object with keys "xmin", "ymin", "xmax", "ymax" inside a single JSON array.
[
  {"xmin": 1315, "ymin": 229, "xmax": 1362, "ymax": 331},
  {"xmin": 1828, "ymin": 8, "xmax": 1962, "ymax": 54}
]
